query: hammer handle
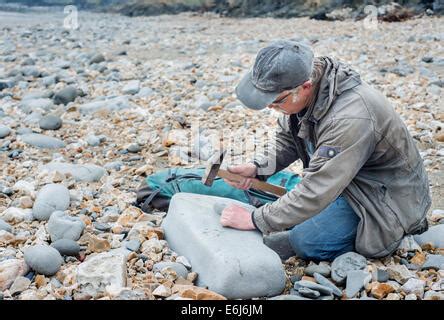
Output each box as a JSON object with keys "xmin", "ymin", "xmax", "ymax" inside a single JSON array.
[{"xmin": 217, "ymin": 169, "xmax": 287, "ymax": 197}]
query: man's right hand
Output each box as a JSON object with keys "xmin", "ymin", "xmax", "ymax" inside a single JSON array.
[{"xmin": 223, "ymin": 163, "xmax": 257, "ymax": 190}]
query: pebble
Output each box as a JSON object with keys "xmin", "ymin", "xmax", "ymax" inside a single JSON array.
[
  {"xmin": 47, "ymin": 211, "xmax": 85, "ymax": 242},
  {"xmin": 39, "ymin": 115, "xmax": 62, "ymax": 130},
  {"xmin": 51, "ymin": 239, "xmax": 81, "ymax": 256},
  {"xmin": 313, "ymin": 273, "xmax": 342, "ymax": 297},
  {"xmin": 53, "ymin": 86, "xmax": 80, "ymax": 105},
  {"xmin": 125, "ymin": 239, "xmax": 141, "ymax": 252},
  {"xmin": 414, "ymin": 225, "xmax": 444, "ymax": 248},
  {"xmin": 89, "ymin": 53, "xmax": 106, "ymax": 64},
  {"xmin": 0, "ymin": 125, "xmax": 11, "ymax": 138},
  {"xmin": 293, "ymin": 280, "xmax": 333, "ymax": 296},
  {"xmin": 387, "ymin": 265, "xmax": 414, "ymax": 284},
  {"xmin": 0, "ymin": 259, "xmax": 29, "ymax": 291},
  {"xmin": 41, "ymin": 162, "xmax": 106, "ymax": 182},
  {"xmin": 298, "ymin": 287, "xmax": 320, "ymax": 299},
  {"xmin": 24, "ymin": 245, "xmax": 63, "ymax": 276},
  {"xmin": 345, "ymin": 270, "xmax": 372, "ymax": 298},
  {"xmin": 401, "ymin": 278, "xmax": 425, "ymax": 298},
  {"xmin": 375, "ymin": 268, "xmax": 390, "ymax": 282},
  {"xmin": 153, "ymin": 262, "xmax": 189, "ymax": 279},
  {"xmin": 86, "ymin": 135, "xmax": 101, "ymax": 147},
  {"xmin": 9, "ymin": 276, "xmax": 31, "ymax": 295},
  {"xmin": 0, "ymin": 219, "xmax": 12, "ymax": 233},
  {"xmin": 122, "ymin": 80, "xmax": 140, "ymax": 95},
  {"xmin": 304, "ymin": 263, "xmax": 331, "ymax": 277},
  {"xmin": 331, "ymin": 252, "xmax": 367, "ymax": 284},
  {"xmin": 20, "ymin": 133, "xmax": 66, "ymax": 149},
  {"xmin": 127, "ymin": 143, "xmax": 142, "ymax": 153},
  {"xmin": 421, "ymin": 254, "xmax": 444, "ymax": 270},
  {"xmin": 32, "ymin": 184, "xmax": 70, "ymax": 221}
]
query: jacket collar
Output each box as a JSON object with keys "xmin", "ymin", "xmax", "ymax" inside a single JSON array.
[{"xmin": 295, "ymin": 56, "xmax": 362, "ymax": 140}]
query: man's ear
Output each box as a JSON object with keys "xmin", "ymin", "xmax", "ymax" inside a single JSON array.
[{"xmin": 301, "ymin": 80, "xmax": 312, "ymax": 90}]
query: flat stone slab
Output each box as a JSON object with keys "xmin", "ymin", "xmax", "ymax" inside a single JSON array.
[
  {"xmin": 40, "ymin": 162, "xmax": 106, "ymax": 182},
  {"xmin": 19, "ymin": 133, "xmax": 65, "ymax": 149},
  {"xmin": 162, "ymin": 193, "xmax": 286, "ymax": 299}
]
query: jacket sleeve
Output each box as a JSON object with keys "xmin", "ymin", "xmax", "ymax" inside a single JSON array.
[
  {"xmin": 253, "ymin": 114, "xmax": 300, "ymax": 181},
  {"xmin": 252, "ymin": 117, "xmax": 375, "ymax": 235}
]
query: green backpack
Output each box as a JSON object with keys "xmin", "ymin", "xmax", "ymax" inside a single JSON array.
[{"xmin": 135, "ymin": 167, "xmax": 301, "ymax": 212}]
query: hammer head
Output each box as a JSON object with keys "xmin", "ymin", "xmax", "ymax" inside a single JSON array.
[{"xmin": 202, "ymin": 149, "xmax": 226, "ymax": 186}]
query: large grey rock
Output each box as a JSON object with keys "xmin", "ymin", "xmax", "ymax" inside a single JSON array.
[
  {"xmin": 0, "ymin": 125, "xmax": 11, "ymax": 138},
  {"xmin": 79, "ymin": 96, "xmax": 131, "ymax": 114},
  {"xmin": 163, "ymin": 193, "xmax": 286, "ymax": 299},
  {"xmin": 345, "ymin": 270, "xmax": 371, "ymax": 298},
  {"xmin": 414, "ymin": 225, "xmax": 444, "ymax": 248},
  {"xmin": 51, "ymin": 239, "xmax": 80, "ymax": 256},
  {"xmin": 32, "ymin": 184, "xmax": 70, "ymax": 221},
  {"xmin": 39, "ymin": 115, "xmax": 62, "ymax": 130},
  {"xmin": 313, "ymin": 273, "xmax": 343, "ymax": 297},
  {"xmin": 53, "ymin": 86, "xmax": 80, "ymax": 105},
  {"xmin": 153, "ymin": 262, "xmax": 189, "ymax": 279},
  {"xmin": 20, "ymin": 133, "xmax": 65, "ymax": 149},
  {"xmin": 331, "ymin": 252, "xmax": 367, "ymax": 285},
  {"xmin": 77, "ymin": 251, "xmax": 127, "ymax": 292},
  {"xmin": 24, "ymin": 245, "xmax": 63, "ymax": 276},
  {"xmin": 421, "ymin": 254, "xmax": 444, "ymax": 270},
  {"xmin": 40, "ymin": 162, "xmax": 106, "ymax": 182},
  {"xmin": 47, "ymin": 211, "xmax": 85, "ymax": 242}
]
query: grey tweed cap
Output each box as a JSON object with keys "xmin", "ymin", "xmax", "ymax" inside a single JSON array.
[{"xmin": 235, "ymin": 40, "xmax": 314, "ymax": 110}]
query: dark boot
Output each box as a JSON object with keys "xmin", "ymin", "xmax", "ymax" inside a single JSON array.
[{"xmin": 263, "ymin": 231, "xmax": 295, "ymax": 260}]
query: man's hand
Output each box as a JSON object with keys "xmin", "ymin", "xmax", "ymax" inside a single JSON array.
[
  {"xmin": 223, "ymin": 163, "xmax": 257, "ymax": 190},
  {"xmin": 220, "ymin": 204, "xmax": 256, "ymax": 230}
]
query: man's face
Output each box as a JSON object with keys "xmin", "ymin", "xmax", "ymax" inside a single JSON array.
[{"xmin": 267, "ymin": 81, "xmax": 313, "ymax": 115}]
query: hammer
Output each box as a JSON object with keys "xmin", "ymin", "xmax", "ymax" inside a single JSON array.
[{"xmin": 202, "ymin": 150, "xmax": 287, "ymax": 197}]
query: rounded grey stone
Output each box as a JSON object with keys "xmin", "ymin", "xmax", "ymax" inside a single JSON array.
[
  {"xmin": 86, "ymin": 135, "xmax": 101, "ymax": 147},
  {"xmin": 32, "ymin": 184, "xmax": 70, "ymax": 221},
  {"xmin": 47, "ymin": 211, "xmax": 85, "ymax": 241},
  {"xmin": 153, "ymin": 262, "xmax": 189, "ymax": 279},
  {"xmin": 414, "ymin": 225, "xmax": 444, "ymax": 248},
  {"xmin": 331, "ymin": 252, "xmax": 367, "ymax": 285},
  {"xmin": 298, "ymin": 287, "xmax": 320, "ymax": 299},
  {"xmin": 53, "ymin": 86, "xmax": 79, "ymax": 105},
  {"xmin": 305, "ymin": 264, "xmax": 331, "ymax": 277},
  {"xmin": 127, "ymin": 143, "xmax": 142, "ymax": 153},
  {"xmin": 20, "ymin": 133, "xmax": 65, "ymax": 149},
  {"xmin": 51, "ymin": 239, "xmax": 80, "ymax": 256},
  {"xmin": 0, "ymin": 125, "xmax": 11, "ymax": 138},
  {"xmin": 39, "ymin": 115, "xmax": 62, "ymax": 130},
  {"xmin": 89, "ymin": 53, "xmax": 105, "ymax": 65},
  {"xmin": 24, "ymin": 245, "xmax": 63, "ymax": 276}
]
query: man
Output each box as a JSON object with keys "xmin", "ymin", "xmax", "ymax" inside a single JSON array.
[{"xmin": 220, "ymin": 39, "xmax": 431, "ymax": 261}]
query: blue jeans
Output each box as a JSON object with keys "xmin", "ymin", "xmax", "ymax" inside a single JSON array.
[{"xmin": 288, "ymin": 196, "xmax": 360, "ymax": 262}]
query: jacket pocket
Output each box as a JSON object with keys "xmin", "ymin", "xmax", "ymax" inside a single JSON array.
[{"xmin": 380, "ymin": 185, "xmax": 405, "ymax": 233}]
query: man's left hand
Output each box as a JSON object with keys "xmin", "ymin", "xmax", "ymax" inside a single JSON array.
[{"xmin": 220, "ymin": 204, "xmax": 256, "ymax": 230}]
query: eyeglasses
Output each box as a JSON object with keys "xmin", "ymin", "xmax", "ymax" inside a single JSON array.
[{"xmin": 268, "ymin": 91, "xmax": 292, "ymax": 113}]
